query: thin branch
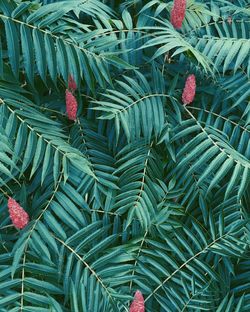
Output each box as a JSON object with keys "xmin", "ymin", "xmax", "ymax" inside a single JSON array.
[{"xmin": 189, "ymin": 106, "xmax": 250, "ymax": 134}]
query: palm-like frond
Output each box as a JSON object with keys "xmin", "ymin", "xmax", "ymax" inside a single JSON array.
[
  {"xmin": 171, "ymin": 107, "xmax": 250, "ymax": 199},
  {"xmin": 94, "ymin": 67, "xmax": 167, "ymax": 142},
  {"xmin": 0, "ymin": 0, "xmax": 133, "ymax": 90},
  {"xmin": 0, "ymin": 0, "xmax": 249, "ymax": 311},
  {"xmin": 0, "ymin": 83, "xmax": 93, "ymax": 186}
]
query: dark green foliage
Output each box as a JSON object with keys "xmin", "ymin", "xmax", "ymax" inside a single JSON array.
[{"xmin": 0, "ymin": 0, "xmax": 249, "ymax": 311}]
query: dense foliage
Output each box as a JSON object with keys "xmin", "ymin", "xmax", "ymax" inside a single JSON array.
[{"xmin": 0, "ymin": 0, "xmax": 250, "ymax": 311}]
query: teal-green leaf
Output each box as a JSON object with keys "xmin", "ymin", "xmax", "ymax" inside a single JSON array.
[
  {"xmin": 4, "ymin": 19, "xmax": 19, "ymax": 77},
  {"xmin": 20, "ymin": 24, "xmax": 34, "ymax": 84}
]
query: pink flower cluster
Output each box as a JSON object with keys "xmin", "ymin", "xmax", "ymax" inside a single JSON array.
[
  {"xmin": 66, "ymin": 89, "xmax": 78, "ymax": 121},
  {"xmin": 65, "ymin": 75, "xmax": 78, "ymax": 121},
  {"xmin": 170, "ymin": 0, "xmax": 187, "ymax": 29},
  {"xmin": 130, "ymin": 290, "xmax": 145, "ymax": 312},
  {"xmin": 8, "ymin": 198, "xmax": 29, "ymax": 229},
  {"xmin": 182, "ymin": 74, "xmax": 196, "ymax": 105}
]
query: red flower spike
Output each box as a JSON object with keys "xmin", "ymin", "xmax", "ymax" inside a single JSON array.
[
  {"xmin": 66, "ymin": 89, "xmax": 78, "ymax": 121},
  {"xmin": 68, "ymin": 75, "xmax": 77, "ymax": 91},
  {"xmin": 170, "ymin": 0, "xmax": 187, "ymax": 29},
  {"xmin": 130, "ymin": 290, "xmax": 145, "ymax": 312},
  {"xmin": 8, "ymin": 198, "xmax": 29, "ymax": 229},
  {"xmin": 182, "ymin": 74, "xmax": 196, "ymax": 105}
]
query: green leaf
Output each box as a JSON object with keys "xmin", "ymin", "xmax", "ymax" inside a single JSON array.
[{"xmin": 4, "ymin": 19, "xmax": 19, "ymax": 77}]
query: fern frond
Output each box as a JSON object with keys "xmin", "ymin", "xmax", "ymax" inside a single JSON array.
[
  {"xmin": 0, "ymin": 0, "xmax": 132, "ymax": 89},
  {"xmin": 0, "ymin": 86, "xmax": 94, "ymax": 185},
  {"xmin": 94, "ymin": 67, "xmax": 167, "ymax": 142}
]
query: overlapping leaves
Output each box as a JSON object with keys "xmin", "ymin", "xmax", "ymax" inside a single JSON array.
[{"xmin": 0, "ymin": 0, "xmax": 249, "ymax": 311}]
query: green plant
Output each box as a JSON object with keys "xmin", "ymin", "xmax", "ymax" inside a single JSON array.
[{"xmin": 0, "ymin": 0, "xmax": 249, "ymax": 311}]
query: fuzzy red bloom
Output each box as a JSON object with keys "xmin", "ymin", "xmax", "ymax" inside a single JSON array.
[
  {"xmin": 129, "ymin": 290, "xmax": 145, "ymax": 312},
  {"xmin": 170, "ymin": 0, "xmax": 186, "ymax": 29},
  {"xmin": 66, "ymin": 89, "xmax": 78, "ymax": 121},
  {"xmin": 182, "ymin": 74, "xmax": 196, "ymax": 105},
  {"xmin": 8, "ymin": 198, "xmax": 29, "ymax": 229},
  {"xmin": 68, "ymin": 75, "xmax": 77, "ymax": 91}
]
